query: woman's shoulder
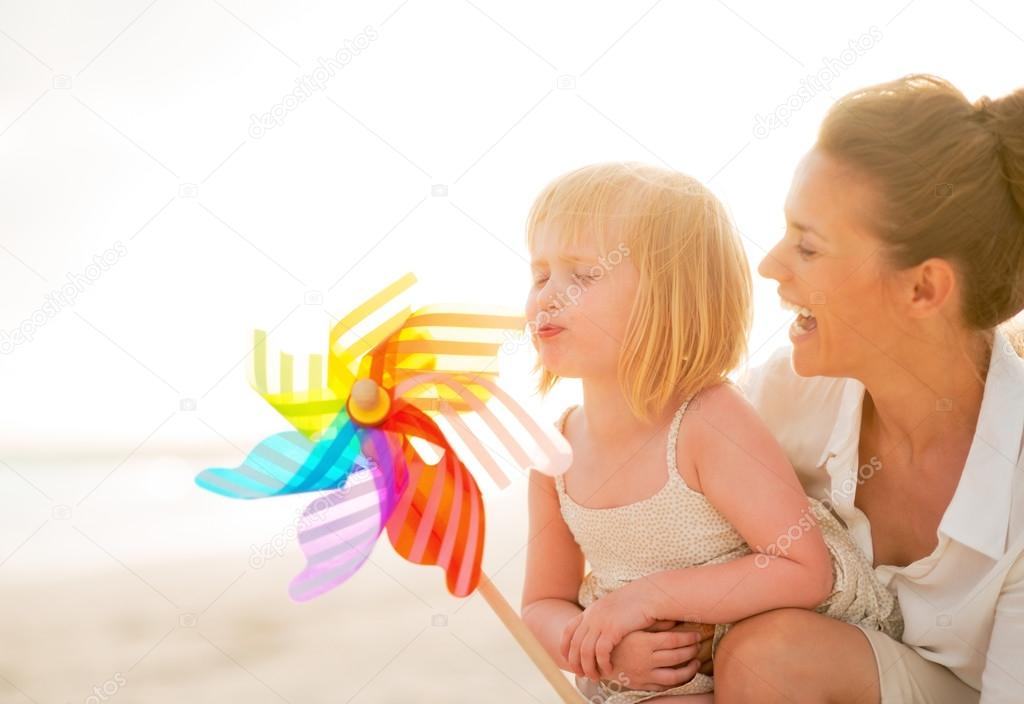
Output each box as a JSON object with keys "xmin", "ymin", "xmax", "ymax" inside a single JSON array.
[
  {"xmin": 733, "ymin": 345, "xmax": 856, "ymax": 470},
  {"xmin": 735, "ymin": 345, "xmax": 851, "ymax": 416}
]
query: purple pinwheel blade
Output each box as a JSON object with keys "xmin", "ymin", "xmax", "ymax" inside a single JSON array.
[{"xmin": 288, "ymin": 428, "xmax": 405, "ymax": 602}]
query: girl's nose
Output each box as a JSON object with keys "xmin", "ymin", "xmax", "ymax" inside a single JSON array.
[{"xmin": 536, "ymin": 280, "xmax": 563, "ymax": 314}]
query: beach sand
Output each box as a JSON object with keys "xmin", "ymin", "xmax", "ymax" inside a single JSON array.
[{"xmin": 0, "ymin": 454, "xmax": 572, "ymax": 703}]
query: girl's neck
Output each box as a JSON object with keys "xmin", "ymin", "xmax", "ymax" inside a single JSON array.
[{"xmin": 579, "ymin": 376, "xmax": 676, "ymax": 454}]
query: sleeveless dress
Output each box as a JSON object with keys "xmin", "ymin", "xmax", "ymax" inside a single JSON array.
[{"xmin": 554, "ymin": 396, "xmax": 903, "ymax": 701}]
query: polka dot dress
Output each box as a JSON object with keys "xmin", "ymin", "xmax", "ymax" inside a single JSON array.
[{"xmin": 554, "ymin": 398, "xmax": 903, "ymax": 702}]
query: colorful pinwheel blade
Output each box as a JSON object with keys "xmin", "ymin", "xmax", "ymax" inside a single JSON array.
[
  {"xmin": 250, "ymin": 273, "xmax": 417, "ymax": 440},
  {"xmin": 196, "ymin": 431, "xmax": 315, "ymax": 499},
  {"xmin": 382, "ymin": 402, "xmax": 485, "ymax": 597},
  {"xmin": 287, "ymin": 473, "xmax": 381, "ymax": 602},
  {"xmin": 395, "ymin": 372, "xmax": 571, "ymax": 487},
  {"xmin": 362, "ymin": 303, "xmax": 525, "ymax": 405},
  {"xmin": 195, "ymin": 406, "xmax": 367, "ymax": 499},
  {"xmin": 288, "ymin": 426, "xmax": 407, "ymax": 601}
]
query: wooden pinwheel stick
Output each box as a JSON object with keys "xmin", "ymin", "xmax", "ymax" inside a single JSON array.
[
  {"xmin": 350, "ymin": 384, "xmax": 582, "ymax": 702},
  {"xmin": 477, "ymin": 572, "xmax": 585, "ymax": 704}
]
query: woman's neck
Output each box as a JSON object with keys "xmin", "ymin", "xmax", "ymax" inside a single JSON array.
[{"xmin": 858, "ymin": 330, "xmax": 991, "ymax": 462}]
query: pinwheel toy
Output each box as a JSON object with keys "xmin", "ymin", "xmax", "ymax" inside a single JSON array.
[{"xmin": 195, "ymin": 273, "xmax": 583, "ymax": 702}]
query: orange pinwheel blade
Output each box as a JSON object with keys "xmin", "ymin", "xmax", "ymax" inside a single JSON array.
[{"xmin": 382, "ymin": 402, "xmax": 485, "ymax": 597}]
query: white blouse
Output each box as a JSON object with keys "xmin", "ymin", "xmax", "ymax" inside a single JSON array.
[{"xmin": 738, "ymin": 328, "xmax": 1024, "ymax": 702}]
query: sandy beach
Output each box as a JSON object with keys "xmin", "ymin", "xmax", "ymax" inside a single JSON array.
[{"xmin": 0, "ymin": 453, "xmax": 572, "ymax": 704}]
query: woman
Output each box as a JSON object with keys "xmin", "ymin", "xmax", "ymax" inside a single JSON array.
[
  {"xmin": 600, "ymin": 75, "xmax": 1024, "ymax": 702},
  {"xmin": 721, "ymin": 75, "xmax": 1024, "ymax": 702}
]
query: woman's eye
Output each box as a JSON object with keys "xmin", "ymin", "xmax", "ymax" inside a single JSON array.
[
  {"xmin": 795, "ymin": 244, "xmax": 817, "ymax": 259},
  {"xmin": 533, "ymin": 275, "xmax": 549, "ymax": 286}
]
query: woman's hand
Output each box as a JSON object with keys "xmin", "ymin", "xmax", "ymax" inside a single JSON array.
[
  {"xmin": 648, "ymin": 620, "xmax": 716, "ymax": 678},
  {"xmin": 559, "ymin": 582, "xmax": 662, "ymax": 681},
  {"xmin": 572, "ymin": 620, "xmax": 716, "ymax": 693},
  {"xmin": 616, "ymin": 620, "xmax": 713, "ymax": 691}
]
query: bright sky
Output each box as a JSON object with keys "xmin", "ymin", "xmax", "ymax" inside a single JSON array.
[{"xmin": 1, "ymin": 0, "xmax": 1022, "ymax": 454}]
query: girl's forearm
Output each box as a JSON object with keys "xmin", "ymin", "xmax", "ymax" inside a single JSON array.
[
  {"xmin": 522, "ymin": 597, "xmax": 584, "ymax": 672},
  {"xmin": 640, "ymin": 554, "xmax": 832, "ymax": 625}
]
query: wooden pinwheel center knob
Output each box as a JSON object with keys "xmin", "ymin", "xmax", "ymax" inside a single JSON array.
[{"xmin": 348, "ymin": 379, "xmax": 391, "ymax": 426}]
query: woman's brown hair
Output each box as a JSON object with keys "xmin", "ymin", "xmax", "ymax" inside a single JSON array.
[{"xmin": 817, "ymin": 74, "xmax": 1024, "ymax": 354}]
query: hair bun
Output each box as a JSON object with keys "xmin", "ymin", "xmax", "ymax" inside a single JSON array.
[
  {"xmin": 973, "ymin": 90, "xmax": 1024, "ymax": 216},
  {"xmin": 818, "ymin": 75, "xmax": 1024, "ymax": 330}
]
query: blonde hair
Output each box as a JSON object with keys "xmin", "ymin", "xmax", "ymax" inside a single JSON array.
[
  {"xmin": 526, "ymin": 162, "xmax": 752, "ymax": 422},
  {"xmin": 817, "ymin": 74, "xmax": 1024, "ymax": 356}
]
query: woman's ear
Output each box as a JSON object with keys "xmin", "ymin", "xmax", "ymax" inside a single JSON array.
[{"xmin": 904, "ymin": 257, "xmax": 959, "ymax": 319}]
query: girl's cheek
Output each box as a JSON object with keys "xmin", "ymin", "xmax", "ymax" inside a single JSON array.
[{"xmin": 525, "ymin": 289, "xmax": 540, "ymax": 317}]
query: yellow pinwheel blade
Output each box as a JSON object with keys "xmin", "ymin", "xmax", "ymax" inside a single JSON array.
[
  {"xmin": 249, "ymin": 273, "xmax": 417, "ymax": 440},
  {"xmin": 245, "ymin": 272, "xmax": 529, "ymax": 443},
  {"xmin": 361, "ymin": 303, "xmax": 525, "ymax": 408}
]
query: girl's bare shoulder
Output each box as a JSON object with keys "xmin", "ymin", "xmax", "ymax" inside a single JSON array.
[{"xmin": 676, "ymin": 382, "xmax": 766, "ymax": 484}]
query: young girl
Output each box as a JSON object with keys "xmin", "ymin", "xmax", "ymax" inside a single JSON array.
[{"xmin": 520, "ymin": 163, "xmax": 902, "ymax": 703}]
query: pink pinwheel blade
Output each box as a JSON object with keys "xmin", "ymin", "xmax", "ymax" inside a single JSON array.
[{"xmin": 288, "ymin": 428, "xmax": 405, "ymax": 602}]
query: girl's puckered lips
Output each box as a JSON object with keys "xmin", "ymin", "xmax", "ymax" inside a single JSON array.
[{"xmin": 536, "ymin": 324, "xmax": 565, "ymax": 339}]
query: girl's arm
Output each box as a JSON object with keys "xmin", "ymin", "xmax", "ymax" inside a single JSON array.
[
  {"xmin": 641, "ymin": 381, "xmax": 834, "ymax": 621},
  {"xmin": 521, "ymin": 468, "xmax": 586, "ymax": 672},
  {"xmin": 564, "ymin": 383, "xmax": 834, "ymax": 680}
]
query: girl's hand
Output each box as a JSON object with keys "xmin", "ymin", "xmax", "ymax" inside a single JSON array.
[{"xmin": 559, "ymin": 582, "xmax": 661, "ymax": 681}]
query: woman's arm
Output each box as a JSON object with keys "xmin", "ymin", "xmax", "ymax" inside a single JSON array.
[
  {"xmin": 980, "ymin": 551, "xmax": 1024, "ymax": 703},
  {"xmin": 521, "ymin": 468, "xmax": 586, "ymax": 672},
  {"xmin": 564, "ymin": 383, "xmax": 834, "ymax": 679}
]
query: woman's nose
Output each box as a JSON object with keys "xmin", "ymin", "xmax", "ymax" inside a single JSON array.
[{"xmin": 757, "ymin": 243, "xmax": 790, "ymax": 282}]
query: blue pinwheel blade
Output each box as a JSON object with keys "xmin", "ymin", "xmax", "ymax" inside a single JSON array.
[{"xmin": 195, "ymin": 406, "xmax": 367, "ymax": 499}]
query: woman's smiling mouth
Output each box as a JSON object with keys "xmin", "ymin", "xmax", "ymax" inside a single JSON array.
[{"xmin": 780, "ymin": 296, "xmax": 818, "ymax": 339}]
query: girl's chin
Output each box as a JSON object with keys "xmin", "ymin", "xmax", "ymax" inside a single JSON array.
[{"xmin": 538, "ymin": 357, "xmax": 584, "ymax": 379}]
